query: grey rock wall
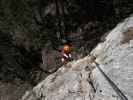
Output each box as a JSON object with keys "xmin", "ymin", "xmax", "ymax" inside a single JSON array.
[
  {"xmin": 20, "ymin": 57, "xmax": 96, "ymax": 100},
  {"xmin": 91, "ymin": 15, "xmax": 133, "ymax": 100},
  {"xmin": 20, "ymin": 15, "xmax": 133, "ymax": 100}
]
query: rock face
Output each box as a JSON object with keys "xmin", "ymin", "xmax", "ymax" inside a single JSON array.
[
  {"xmin": 0, "ymin": 81, "xmax": 32, "ymax": 100},
  {"xmin": 91, "ymin": 15, "xmax": 133, "ymax": 100},
  {"xmin": 20, "ymin": 15, "xmax": 133, "ymax": 100},
  {"xmin": 20, "ymin": 57, "xmax": 96, "ymax": 100}
]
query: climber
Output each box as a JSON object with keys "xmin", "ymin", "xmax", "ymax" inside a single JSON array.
[{"xmin": 58, "ymin": 42, "xmax": 72, "ymax": 64}]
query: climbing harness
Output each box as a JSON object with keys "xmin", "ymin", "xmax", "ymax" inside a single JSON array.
[{"xmin": 90, "ymin": 56, "xmax": 128, "ymax": 100}]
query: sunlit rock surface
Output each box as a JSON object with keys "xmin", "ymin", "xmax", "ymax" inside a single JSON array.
[
  {"xmin": 20, "ymin": 57, "xmax": 96, "ymax": 100},
  {"xmin": 20, "ymin": 15, "xmax": 133, "ymax": 100},
  {"xmin": 91, "ymin": 15, "xmax": 133, "ymax": 100}
]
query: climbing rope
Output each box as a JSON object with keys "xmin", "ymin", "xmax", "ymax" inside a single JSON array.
[{"xmin": 90, "ymin": 56, "xmax": 128, "ymax": 100}]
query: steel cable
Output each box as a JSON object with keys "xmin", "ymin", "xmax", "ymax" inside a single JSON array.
[{"xmin": 94, "ymin": 61, "xmax": 128, "ymax": 100}]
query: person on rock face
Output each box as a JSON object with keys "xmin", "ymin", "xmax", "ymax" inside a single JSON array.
[{"xmin": 59, "ymin": 42, "xmax": 72, "ymax": 64}]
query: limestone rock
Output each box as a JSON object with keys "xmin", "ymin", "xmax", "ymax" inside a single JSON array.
[
  {"xmin": 20, "ymin": 15, "xmax": 133, "ymax": 100},
  {"xmin": 20, "ymin": 57, "xmax": 95, "ymax": 100},
  {"xmin": 91, "ymin": 15, "xmax": 133, "ymax": 100}
]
